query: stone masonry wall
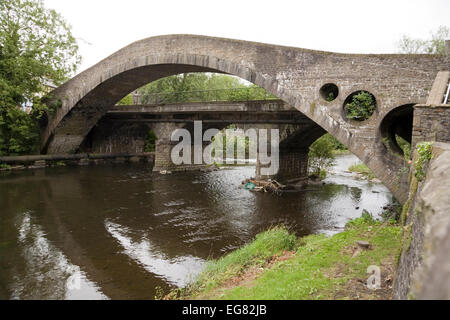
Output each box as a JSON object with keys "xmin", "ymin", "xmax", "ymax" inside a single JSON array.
[
  {"xmin": 84, "ymin": 121, "xmax": 149, "ymax": 154},
  {"xmin": 393, "ymin": 142, "xmax": 450, "ymax": 299},
  {"xmin": 412, "ymin": 105, "xmax": 450, "ymax": 149},
  {"xmin": 275, "ymin": 149, "xmax": 308, "ymax": 182}
]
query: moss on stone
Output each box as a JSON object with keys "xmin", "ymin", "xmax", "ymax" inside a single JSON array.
[
  {"xmin": 309, "ymin": 102, "xmax": 316, "ymax": 115},
  {"xmin": 400, "ymin": 200, "xmax": 411, "ymax": 226}
]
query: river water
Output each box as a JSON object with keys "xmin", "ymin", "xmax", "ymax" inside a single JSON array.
[{"xmin": 0, "ymin": 154, "xmax": 394, "ymax": 300}]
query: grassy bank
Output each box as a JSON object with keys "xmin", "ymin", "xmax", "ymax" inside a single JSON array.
[
  {"xmin": 332, "ymin": 149, "xmax": 351, "ymax": 156},
  {"xmin": 348, "ymin": 163, "xmax": 376, "ymax": 180},
  {"xmin": 167, "ymin": 217, "xmax": 402, "ymax": 300}
]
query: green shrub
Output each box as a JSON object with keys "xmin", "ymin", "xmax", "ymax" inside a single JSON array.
[
  {"xmin": 308, "ymin": 134, "xmax": 335, "ymax": 175},
  {"xmin": 345, "ymin": 91, "xmax": 376, "ymax": 121},
  {"xmin": 396, "ymin": 135, "xmax": 411, "ymax": 160},
  {"xmin": 0, "ymin": 163, "xmax": 12, "ymax": 170},
  {"xmin": 414, "ymin": 142, "xmax": 433, "ymax": 181},
  {"xmin": 325, "ymin": 92, "xmax": 335, "ymax": 102}
]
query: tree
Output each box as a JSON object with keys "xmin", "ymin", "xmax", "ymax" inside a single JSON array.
[
  {"xmin": 397, "ymin": 25, "xmax": 450, "ymax": 55},
  {"xmin": 137, "ymin": 73, "xmax": 276, "ymax": 104},
  {"xmin": 117, "ymin": 94, "xmax": 133, "ymax": 105},
  {"xmin": 0, "ymin": 0, "xmax": 81, "ymax": 155},
  {"xmin": 308, "ymin": 134, "xmax": 336, "ymax": 179}
]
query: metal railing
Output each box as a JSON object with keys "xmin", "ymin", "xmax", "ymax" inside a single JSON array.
[
  {"xmin": 129, "ymin": 87, "xmax": 278, "ymax": 105},
  {"xmin": 444, "ymin": 79, "xmax": 450, "ymax": 104}
]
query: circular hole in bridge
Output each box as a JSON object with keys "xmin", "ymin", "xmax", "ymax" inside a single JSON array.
[
  {"xmin": 319, "ymin": 83, "xmax": 339, "ymax": 102},
  {"xmin": 344, "ymin": 90, "xmax": 377, "ymax": 121}
]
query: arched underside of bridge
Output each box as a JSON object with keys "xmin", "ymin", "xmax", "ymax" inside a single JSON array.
[{"xmin": 42, "ymin": 35, "xmax": 449, "ymax": 203}]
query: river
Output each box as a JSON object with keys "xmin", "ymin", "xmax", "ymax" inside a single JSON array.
[{"xmin": 0, "ymin": 154, "xmax": 394, "ymax": 299}]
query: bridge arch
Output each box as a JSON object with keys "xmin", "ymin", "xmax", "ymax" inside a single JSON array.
[
  {"xmin": 42, "ymin": 54, "xmax": 290, "ymax": 154},
  {"xmin": 43, "ymin": 34, "xmax": 448, "ymax": 203},
  {"xmin": 379, "ymin": 103, "xmax": 415, "ymax": 159}
]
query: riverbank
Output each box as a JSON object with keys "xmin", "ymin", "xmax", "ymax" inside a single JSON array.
[
  {"xmin": 348, "ymin": 163, "xmax": 376, "ymax": 181},
  {"xmin": 0, "ymin": 152, "xmax": 155, "ymax": 171},
  {"xmin": 166, "ymin": 216, "xmax": 402, "ymax": 300}
]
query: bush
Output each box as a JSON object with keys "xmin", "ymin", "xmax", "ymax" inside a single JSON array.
[
  {"xmin": 345, "ymin": 91, "xmax": 376, "ymax": 121},
  {"xmin": 414, "ymin": 142, "xmax": 433, "ymax": 181},
  {"xmin": 0, "ymin": 107, "xmax": 39, "ymax": 155},
  {"xmin": 396, "ymin": 135, "xmax": 411, "ymax": 160},
  {"xmin": 308, "ymin": 134, "xmax": 335, "ymax": 176}
]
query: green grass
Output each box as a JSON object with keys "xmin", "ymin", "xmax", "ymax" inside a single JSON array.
[
  {"xmin": 176, "ymin": 218, "xmax": 402, "ymax": 300},
  {"xmin": 0, "ymin": 163, "xmax": 12, "ymax": 170},
  {"xmin": 348, "ymin": 163, "xmax": 376, "ymax": 180},
  {"xmin": 166, "ymin": 226, "xmax": 296, "ymax": 299},
  {"xmin": 309, "ymin": 169, "xmax": 327, "ymax": 180},
  {"xmin": 332, "ymin": 149, "xmax": 351, "ymax": 156}
]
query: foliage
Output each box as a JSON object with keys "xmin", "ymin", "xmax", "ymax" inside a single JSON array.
[
  {"xmin": 310, "ymin": 169, "xmax": 327, "ymax": 180},
  {"xmin": 395, "ymin": 135, "xmax": 411, "ymax": 160},
  {"xmin": 117, "ymin": 94, "xmax": 133, "ymax": 105},
  {"xmin": 138, "ymin": 73, "xmax": 276, "ymax": 104},
  {"xmin": 176, "ymin": 218, "xmax": 402, "ymax": 300},
  {"xmin": 0, "ymin": 163, "xmax": 12, "ymax": 170},
  {"xmin": 327, "ymin": 133, "xmax": 346, "ymax": 151},
  {"xmin": 414, "ymin": 142, "xmax": 433, "ymax": 182},
  {"xmin": 345, "ymin": 91, "xmax": 376, "ymax": 121},
  {"xmin": 360, "ymin": 209, "xmax": 375, "ymax": 223},
  {"xmin": 381, "ymin": 200, "xmax": 403, "ymax": 223},
  {"xmin": 0, "ymin": 106, "xmax": 39, "ymax": 155},
  {"xmin": 167, "ymin": 225, "xmax": 297, "ymax": 299},
  {"xmin": 144, "ymin": 129, "xmax": 157, "ymax": 152},
  {"xmin": 397, "ymin": 26, "xmax": 450, "ymax": 55},
  {"xmin": 325, "ymin": 92, "xmax": 335, "ymax": 102},
  {"xmin": 308, "ymin": 134, "xmax": 336, "ymax": 176},
  {"xmin": 0, "ymin": 0, "xmax": 81, "ymax": 155},
  {"xmin": 348, "ymin": 163, "xmax": 376, "ymax": 180}
]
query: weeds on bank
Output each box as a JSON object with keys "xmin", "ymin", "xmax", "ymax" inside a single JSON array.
[
  {"xmin": 169, "ymin": 215, "xmax": 402, "ymax": 300},
  {"xmin": 348, "ymin": 163, "xmax": 376, "ymax": 180}
]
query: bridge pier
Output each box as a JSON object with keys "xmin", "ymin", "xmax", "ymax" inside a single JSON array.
[
  {"xmin": 152, "ymin": 140, "xmax": 211, "ymax": 172},
  {"xmin": 256, "ymin": 147, "xmax": 309, "ymax": 183},
  {"xmin": 151, "ymin": 122, "xmax": 212, "ymax": 172},
  {"xmin": 255, "ymin": 123, "xmax": 312, "ymax": 183},
  {"xmin": 277, "ymin": 148, "xmax": 309, "ymax": 182}
]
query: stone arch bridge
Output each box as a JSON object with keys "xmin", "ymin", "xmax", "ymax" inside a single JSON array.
[
  {"xmin": 82, "ymin": 99, "xmax": 327, "ymax": 183},
  {"xmin": 42, "ymin": 34, "xmax": 449, "ymax": 203}
]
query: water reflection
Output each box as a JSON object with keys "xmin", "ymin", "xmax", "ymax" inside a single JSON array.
[
  {"xmin": 7, "ymin": 212, "xmax": 106, "ymax": 300},
  {"xmin": 0, "ymin": 155, "xmax": 394, "ymax": 299},
  {"xmin": 105, "ymin": 220, "xmax": 204, "ymax": 287}
]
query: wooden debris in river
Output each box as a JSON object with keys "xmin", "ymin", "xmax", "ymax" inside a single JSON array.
[{"xmin": 241, "ymin": 178, "xmax": 289, "ymax": 193}]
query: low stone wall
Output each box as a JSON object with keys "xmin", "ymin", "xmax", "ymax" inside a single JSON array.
[
  {"xmin": 0, "ymin": 153, "xmax": 155, "ymax": 170},
  {"xmin": 412, "ymin": 105, "xmax": 450, "ymax": 149},
  {"xmin": 393, "ymin": 142, "xmax": 450, "ymax": 299}
]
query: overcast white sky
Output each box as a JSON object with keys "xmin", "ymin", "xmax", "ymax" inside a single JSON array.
[{"xmin": 44, "ymin": 0, "xmax": 450, "ymax": 74}]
